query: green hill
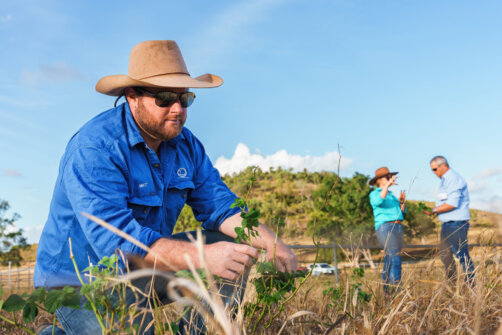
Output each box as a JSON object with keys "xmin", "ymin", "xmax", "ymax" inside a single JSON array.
[{"xmin": 175, "ymin": 167, "xmax": 502, "ymax": 245}]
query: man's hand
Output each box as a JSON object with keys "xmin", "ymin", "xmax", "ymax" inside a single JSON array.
[
  {"xmin": 423, "ymin": 209, "xmax": 435, "ymax": 216},
  {"xmin": 203, "ymin": 242, "xmax": 259, "ymax": 280},
  {"xmin": 265, "ymin": 240, "xmax": 298, "ymax": 273}
]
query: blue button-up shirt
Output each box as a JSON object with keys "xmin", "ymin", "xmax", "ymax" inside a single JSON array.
[
  {"xmin": 435, "ymin": 169, "xmax": 470, "ymax": 222},
  {"xmin": 369, "ymin": 188, "xmax": 404, "ymax": 229},
  {"xmin": 34, "ymin": 103, "xmax": 240, "ymax": 288}
]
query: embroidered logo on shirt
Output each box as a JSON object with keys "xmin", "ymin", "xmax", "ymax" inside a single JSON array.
[
  {"xmin": 177, "ymin": 168, "xmax": 188, "ymax": 178},
  {"xmin": 139, "ymin": 183, "xmax": 148, "ymax": 188}
]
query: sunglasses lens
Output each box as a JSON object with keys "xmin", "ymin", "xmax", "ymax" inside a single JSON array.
[
  {"xmin": 179, "ymin": 92, "xmax": 195, "ymax": 108},
  {"xmin": 154, "ymin": 91, "xmax": 179, "ymax": 107}
]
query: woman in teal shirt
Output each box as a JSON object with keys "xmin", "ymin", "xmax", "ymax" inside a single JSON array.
[{"xmin": 369, "ymin": 167, "xmax": 406, "ymax": 293}]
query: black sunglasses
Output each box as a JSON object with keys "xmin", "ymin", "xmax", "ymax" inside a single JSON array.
[{"xmin": 135, "ymin": 87, "xmax": 196, "ymax": 108}]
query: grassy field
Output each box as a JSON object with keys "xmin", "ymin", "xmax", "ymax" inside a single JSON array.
[
  {"xmin": 2, "ymin": 244, "xmax": 501, "ymax": 334},
  {"xmin": 2, "ymin": 170, "xmax": 501, "ymax": 334}
]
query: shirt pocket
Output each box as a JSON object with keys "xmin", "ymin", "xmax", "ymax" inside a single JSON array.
[
  {"xmin": 128, "ymin": 192, "xmax": 162, "ymax": 226},
  {"xmin": 164, "ymin": 180, "xmax": 195, "ymax": 230}
]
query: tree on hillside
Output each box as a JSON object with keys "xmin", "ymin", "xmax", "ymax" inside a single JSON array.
[
  {"xmin": 0, "ymin": 199, "xmax": 29, "ymax": 265},
  {"xmin": 308, "ymin": 173, "xmax": 436, "ymax": 244},
  {"xmin": 308, "ymin": 173, "xmax": 375, "ymax": 243}
]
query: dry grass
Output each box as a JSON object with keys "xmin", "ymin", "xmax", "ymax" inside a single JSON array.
[
  {"xmin": 1, "ymin": 247, "xmax": 501, "ymax": 334},
  {"xmin": 252, "ymin": 248, "xmax": 502, "ymax": 335}
]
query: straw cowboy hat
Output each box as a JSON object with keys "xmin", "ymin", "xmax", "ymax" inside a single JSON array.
[
  {"xmin": 369, "ymin": 167, "xmax": 398, "ymax": 186},
  {"xmin": 95, "ymin": 40, "xmax": 223, "ymax": 96}
]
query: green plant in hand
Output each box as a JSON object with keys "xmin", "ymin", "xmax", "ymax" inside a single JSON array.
[
  {"xmin": 231, "ymin": 193, "xmax": 308, "ymax": 333},
  {"xmin": 418, "ymin": 202, "xmax": 432, "ymax": 212},
  {"xmin": 231, "ymin": 198, "xmax": 261, "ymax": 245}
]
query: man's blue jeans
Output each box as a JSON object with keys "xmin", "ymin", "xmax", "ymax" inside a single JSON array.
[
  {"xmin": 376, "ymin": 222, "xmax": 403, "ymax": 290},
  {"xmin": 39, "ymin": 231, "xmax": 245, "ymax": 335},
  {"xmin": 439, "ymin": 220, "xmax": 475, "ymax": 284}
]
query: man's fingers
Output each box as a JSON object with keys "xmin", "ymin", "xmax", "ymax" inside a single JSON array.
[
  {"xmin": 232, "ymin": 250, "xmax": 255, "ymax": 267},
  {"xmin": 275, "ymin": 258, "xmax": 286, "ymax": 272},
  {"xmin": 221, "ymin": 269, "xmax": 238, "ymax": 281},
  {"xmin": 286, "ymin": 257, "xmax": 298, "ymax": 273},
  {"xmin": 226, "ymin": 260, "xmax": 246, "ymax": 275},
  {"xmin": 234, "ymin": 244, "xmax": 260, "ymax": 259}
]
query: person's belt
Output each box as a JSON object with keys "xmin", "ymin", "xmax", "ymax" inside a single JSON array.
[{"xmin": 385, "ymin": 220, "xmax": 402, "ymax": 224}]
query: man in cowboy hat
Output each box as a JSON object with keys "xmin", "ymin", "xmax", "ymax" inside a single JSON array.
[
  {"xmin": 34, "ymin": 40, "xmax": 297, "ymax": 334},
  {"xmin": 425, "ymin": 155, "xmax": 474, "ymax": 285}
]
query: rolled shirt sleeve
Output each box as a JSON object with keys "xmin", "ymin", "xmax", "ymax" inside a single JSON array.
[
  {"xmin": 63, "ymin": 146, "xmax": 162, "ymax": 258},
  {"xmin": 444, "ymin": 179, "xmax": 461, "ymax": 208}
]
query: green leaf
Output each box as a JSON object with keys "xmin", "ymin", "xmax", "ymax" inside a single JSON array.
[
  {"xmin": 83, "ymin": 301, "xmax": 93, "ymax": 311},
  {"xmin": 3, "ymin": 294, "xmax": 26, "ymax": 312},
  {"xmin": 167, "ymin": 322, "xmax": 179, "ymax": 334},
  {"xmin": 22, "ymin": 301, "xmax": 38, "ymax": 323},
  {"xmin": 29, "ymin": 287, "xmax": 47, "ymax": 303},
  {"xmin": 45, "ymin": 290, "xmax": 64, "ymax": 314},
  {"xmin": 256, "ymin": 261, "xmax": 276, "ymax": 273},
  {"xmin": 242, "ymin": 209, "xmax": 260, "ymax": 220},
  {"xmin": 231, "ymin": 198, "xmax": 246, "ymax": 209},
  {"xmin": 61, "ymin": 287, "xmax": 80, "ymax": 309},
  {"xmin": 82, "ymin": 265, "xmax": 94, "ymax": 273}
]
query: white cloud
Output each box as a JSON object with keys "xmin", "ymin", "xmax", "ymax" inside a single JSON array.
[
  {"xmin": 0, "ymin": 14, "xmax": 12, "ymax": 23},
  {"xmin": 471, "ymin": 196, "xmax": 502, "ymax": 213},
  {"xmin": 24, "ymin": 224, "xmax": 44, "ymax": 244},
  {"xmin": 468, "ymin": 166, "xmax": 502, "ymax": 194},
  {"xmin": 474, "ymin": 167, "xmax": 502, "ymax": 179},
  {"xmin": 21, "ymin": 62, "xmax": 86, "ymax": 86},
  {"xmin": 2, "ymin": 169, "xmax": 23, "ymax": 177},
  {"xmin": 468, "ymin": 180, "xmax": 486, "ymax": 193},
  {"xmin": 214, "ymin": 143, "xmax": 353, "ymax": 175}
]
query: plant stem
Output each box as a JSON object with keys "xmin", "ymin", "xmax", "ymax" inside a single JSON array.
[
  {"xmin": 0, "ymin": 313, "xmax": 36, "ymax": 335},
  {"xmin": 52, "ymin": 315, "xmax": 57, "ymax": 335},
  {"xmin": 68, "ymin": 237, "xmax": 107, "ymax": 332}
]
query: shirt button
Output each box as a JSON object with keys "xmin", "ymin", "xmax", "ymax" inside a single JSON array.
[
  {"xmin": 183, "ymin": 193, "xmax": 187, "ymax": 199},
  {"xmin": 143, "ymin": 209, "xmax": 148, "ymax": 214},
  {"xmin": 150, "ymin": 192, "xmax": 156, "ymax": 196},
  {"xmin": 153, "ymin": 163, "xmax": 160, "ymax": 168}
]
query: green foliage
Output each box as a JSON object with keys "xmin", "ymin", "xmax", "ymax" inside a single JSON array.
[
  {"xmin": 173, "ymin": 205, "xmax": 201, "ymax": 234},
  {"xmin": 418, "ymin": 202, "xmax": 431, "ymax": 212},
  {"xmin": 230, "ymin": 173, "xmax": 310, "ymax": 333},
  {"xmin": 0, "ymin": 286, "xmax": 80, "ymax": 333},
  {"xmin": 0, "ymin": 199, "xmax": 29, "ymax": 266},
  {"xmin": 232, "ymin": 198, "xmax": 261, "ymax": 244},
  {"xmin": 308, "ymin": 173, "xmax": 374, "ymax": 243},
  {"xmin": 403, "ymin": 202, "xmax": 436, "ymax": 239},
  {"xmin": 245, "ymin": 261, "xmax": 307, "ymax": 333},
  {"xmin": 322, "ymin": 267, "xmax": 371, "ymax": 314}
]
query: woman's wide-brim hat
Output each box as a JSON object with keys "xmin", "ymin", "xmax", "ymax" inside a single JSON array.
[
  {"xmin": 95, "ymin": 40, "xmax": 223, "ymax": 96},
  {"xmin": 369, "ymin": 166, "xmax": 398, "ymax": 186}
]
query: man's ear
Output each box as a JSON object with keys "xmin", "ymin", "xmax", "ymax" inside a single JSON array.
[{"xmin": 124, "ymin": 88, "xmax": 138, "ymax": 109}]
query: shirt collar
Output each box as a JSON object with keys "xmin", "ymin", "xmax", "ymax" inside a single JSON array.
[{"xmin": 123, "ymin": 102, "xmax": 185, "ymax": 148}]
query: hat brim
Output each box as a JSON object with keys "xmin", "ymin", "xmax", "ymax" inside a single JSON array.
[
  {"xmin": 369, "ymin": 171, "xmax": 398, "ymax": 186},
  {"xmin": 95, "ymin": 73, "xmax": 223, "ymax": 96}
]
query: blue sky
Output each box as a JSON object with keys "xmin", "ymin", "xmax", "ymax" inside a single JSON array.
[{"xmin": 1, "ymin": 0, "xmax": 501, "ymax": 243}]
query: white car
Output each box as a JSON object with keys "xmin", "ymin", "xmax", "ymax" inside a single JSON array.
[{"xmin": 307, "ymin": 263, "xmax": 337, "ymax": 276}]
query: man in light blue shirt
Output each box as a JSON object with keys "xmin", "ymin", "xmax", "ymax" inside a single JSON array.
[{"xmin": 427, "ymin": 156, "xmax": 474, "ymax": 284}]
